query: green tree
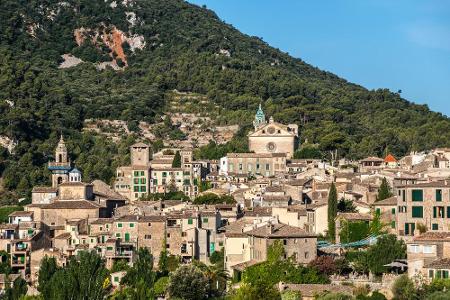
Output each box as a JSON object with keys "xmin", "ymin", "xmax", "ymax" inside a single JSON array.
[
  {"xmin": 328, "ymin": 183, "xmax": 338, "ymax": 241},
  {"xmin": 172, "ymin": 151, "xmax": 181, "ymax": 168},
  {"xmin": 230, "ymin": 283, "xmax": 281, "ymax": 300},
  {"xmin": 45, "ymin": 251, "xmax": 110, "ymax": 300},
  {"xmin": 377, "ymin": 178, "xmax": 393, "ymax": 201},
  {"xmin": 111, "ymin": 259, "xmax": 130, "ymax": 273},
  {"xmin": 392, "ymin": 275, "xmax": 418, "ymax": 300},
  {"xmin": 367, "ymin": 234, "xmax": 406, "ymax": 275},
  {"xmin": 4, "ymin": 277, "xmax": 28, "ymax": 300},
  {"xmin": 167, "ymin": 265, "xmax": 208, "ymax": 300},
  {"xmin": 122, "ymin": 248, "xmax": 156, "ymax": 298},
  {"xmin": 337, "ymin": 199, "xmax": 357, "ymax": 213},
  {"xmin": 210, "ymin": 248, "xmax": 225, "ymax": 267},
  {"xmin": 37, "ymin": 256, "xmax": 58, "ymax": 298},
  {"xmin": 158, "ymin": 239, "xmax": 169, "ymax": 275}
]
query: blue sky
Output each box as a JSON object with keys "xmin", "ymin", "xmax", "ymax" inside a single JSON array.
[{"xmin": 188, "ymin": 0, "xmax": 450, "ymax": 116}]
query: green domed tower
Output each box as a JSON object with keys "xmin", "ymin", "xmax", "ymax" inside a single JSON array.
[{"xmin": 253, "ymin": 103, "xmax": 266, "ymax": 129}]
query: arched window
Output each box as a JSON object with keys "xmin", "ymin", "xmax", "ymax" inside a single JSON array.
[
  {"xmin": 57, "ymin": 177, "xmax": 63, "ymax": 184},
  {"xmin": 58, "ymin": 154, "xmax": 62, "ymax": 162}
]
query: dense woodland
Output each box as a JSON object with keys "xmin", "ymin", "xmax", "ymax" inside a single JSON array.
[{"xmin": 0, "ymin": 0, "xmax": 450, "ymax": 201}]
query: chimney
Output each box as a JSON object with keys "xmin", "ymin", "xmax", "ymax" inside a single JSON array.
[{"xmin": 267, "ymin": 223, "xmax": 274, "ymax": 234}]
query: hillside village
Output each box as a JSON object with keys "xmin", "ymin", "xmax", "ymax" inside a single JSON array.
[{"xmin": 0, "ymin": 105, "xmax": 450, "ymax": 298}]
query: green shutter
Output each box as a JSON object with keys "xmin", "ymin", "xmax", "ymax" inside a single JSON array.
[
  {"xmin": 447, "ymin": 207, "xmax": 450, "ymax": 218},
  {"xmin": 188, "ymin": 218, "xmax": 193, "ymax": 225},
  {"xmin": 434, "ymin": 207, "xmax": 437, "ymax": 218},
  {"xmin": 376, "ymin": 208, "xmax": 381, "ymax": 214},
  {"xmin": 436, "ymin": 190, "xmax": 443, "ymax": 202},
  {"xmin": 432, "ymin": 223, "xmax": 439, "ymax": 230},
  {"xmin": 412, "ymin": 190, "xmax": 423, "ymax": 201},
  {"xmin": 412, "ymin": 206, "xmax": 423, "ymax": 218},
  {"xmin": 391, "ymin": 221, "xmax": 396, "ymax": 229},
  {"xmin": 391, "ymin": 208, "xmax": 396, "ymax": 215}
]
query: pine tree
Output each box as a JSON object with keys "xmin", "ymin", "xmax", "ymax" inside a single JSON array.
[
  {"xmin": 377, "ymin": 177, "xmax": 393, "ymax": 201},
  {"xmin": 327, "ymin": 182, "xmax": 338, "ymax": 242},
  {"xmin": 172, "ymin": 151, "xmax": 181, "ymax": 168}
]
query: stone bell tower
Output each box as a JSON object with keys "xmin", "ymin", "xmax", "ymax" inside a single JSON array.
[{"xmin": 48, "ymin": 135, "xmax": 71, "ymax": 187}]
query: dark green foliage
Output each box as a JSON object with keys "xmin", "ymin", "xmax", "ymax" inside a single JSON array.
[
  {"xmin": 377, "ymin": 178, "xmax": 393, "ymax": 201},
  {"xmin": 328, "ymin": 183, "xmax": 338, "ymax": 241},
  {"xmin": 44, "ymin": 250, "xmax": 110, "ymax": 300},
  {"xmin": 339, "ymin": 220, "xmax": 370, "ymax": 244},
  {"xmin": 210, "ymin": 248, "xmax": 225, "ymax": 267},
  {"xmin": 337, "ymin": 199, "xmax": 357, "ymax": 213},
  {"xmin": 139, "ymin": 192, "xmax": 189, "ymax": 201},
  {"xmin": 0, "ymin": 251, "xmax": 12, "ymax": 275},
  {"xmin": 110, "ymin": 259, "xmax": 130, "ymax": 273},
  {"xmin": 193, "ymin": 193, "xmax": 235, "ymax": 205},
  {"xmin": 4, "ymin": 277, "xmax": 28, "ymax": 300},
  {"xmin": 346, "ymin": 234, "xmax": 406, "ymax": 275},
  {"xmin": 171, "ymin": 151, "xmax": 181, "ymax": 168},
  {"xmin": 425, "ymin": 291, "xmax": 450, "ymax": 300},
  {"xmin": 38, "ymin": 256, "xmax": 59, "ymax": 298},
  {"xmin": 230, "ymin": 283, "xmax": 281, "ymax": 300},
  {"xmin": 1, "ymin": 0, "xmax": 450, "ymax": 201},
  {"xmin": 293, "ymin": 145, "xmax": 323, "ymax": 159},
  {"xmin": 122, "ymin": 248, "xmax": 155, "ymax": 297},
  {"xmin": 167, "ymin": 265, "xmax": 208, "ymax": 300},
  {"xmin": 243, "ymin": 241, "xmax": 329, "ymax": 287}
]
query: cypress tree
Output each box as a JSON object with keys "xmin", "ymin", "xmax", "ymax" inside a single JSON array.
[
  {"xmin": 328, "ymin": 182, "xmax": 338, "ymax": 242},
  {"xmin": 377, "ymin": 177, "xmax": 393, "ymax": 201},
  {"xmin": 172, "ymin": 151, "xmax": 181, "ymax": 168}
]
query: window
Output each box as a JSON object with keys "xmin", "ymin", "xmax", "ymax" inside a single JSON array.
[
  {"xmin": 432, "ymin": 223, "xmax": 439, "ymax": 230},
  {"xmin": 134, "ymin": 171, "xmax": 139, "ymax": 177},
  {"xmin": 447, "ymin": 207, "xmax": 450, "ymax": 219},
  {"xmin": 116, "ymin": 233, "xmax": 121, "ymax": 238},
  {"xmin": 129, "ymin": 223, "xmax": 135, "ymax": 228},
  {"xmin": 391, "ymin": 221, "xmax": 396, "ymax": 229},
  {"xmin": 434, "ymin": 206, "xmax": 445, "ymax": 218},
  {"xmin": 114, "ymin": 276, "xmax": 119, "ymax": 282},
  {"xmin": 117, "ymin": 223, "xmax": 123, "ymax": 228},
  {"xmin": 411, "ymin": 206, "xmax": 423, "ymax": 218},
  {"xmin": 376, "ymin": 208, "xmax": 381, "ymax": 214},
  {"xmin": 283, "ymin": 239, "xmax": 287, "ymax": 245},
  {"xmin": 429, "ymin": 270, "xmax": 434, "ymax": 278},
  {"xmin": 140, "ymin": 171, "xmax": 144, "ymax": 176},
  {"xmin": 436, "ymin": 189, "xmax": 443, "ymax": 201},
  {"xmin": 239, "ymin": 164, "xmax": 243, "ymax": 171},
  {"xmin": 188, "ymin": 218, "xmax": 193, "ymax": 225},
  {"xmin": 133, "ymin": 186, "xmax": 139, "ymax": 192},
  {"xmin": 391, "ymin": 208, "xmax": 396, "ymax": 215},
  {"xmin": 203, "ymin": 218, "xmax": 208, "ymax": 223},
  {"xmin": 140, "ymin": 186, "xmax": 146, "ymax": 192},
  {"xmin": 167, "ymin": 233, "xmax": 170, "ymax": 238},
  {"xmin": 265, "ymin": 164, "xmax": 270, "ymax": 170},
  {"xmin": 444, "ymin": 270, "xmax": 449, "ymax": 279},
  {"xmin": 423, "ymin": 245, "xmax": 433, "ymax": 254},
  {"xmin": 409, "ymin": 244, "xmax": 420, "ymax": 253},
  {"xmin": 304, "ymin": 252, "xmax": 309, "ymax": 259},
  {"xmin": 144, "ymin": 235, "xmax": 151, "ymax": 239},
  {"xmin": 148, "ymin": 223, "xmax": 152, "ymax": 227},
  {"xmin": 412, "ymin": 189, "xmax": 424, "ymax": 201},
  {"xmin": 141, "ymin": 178, "xmax": 146, "ymax": 184},
  {"xmin": 107, "ymin": 246, "xmax": 113, "ymax": 251}
]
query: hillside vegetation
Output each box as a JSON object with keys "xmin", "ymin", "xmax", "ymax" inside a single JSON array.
[{"xmin": 0, "ymin": 0, "xmax": 449, "ymax": 201}]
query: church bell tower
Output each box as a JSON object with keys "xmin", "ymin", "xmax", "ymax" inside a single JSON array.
[{"xmin": 48, "ymin": 135, "xmax": 71, "ymax": 187}]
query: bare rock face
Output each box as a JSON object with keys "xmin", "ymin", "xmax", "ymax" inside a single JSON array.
[
  {"xmin": 59, "ymin": 54, "xmax": 83, "ymax": 69},
  {"xmin": 73, "ymin": 25, "xmax": 145, "ymax": 69}
]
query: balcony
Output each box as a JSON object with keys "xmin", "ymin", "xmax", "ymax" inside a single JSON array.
[{"xmin": 12, "ymin": 243, "xmax": 28, "ymax": 253}]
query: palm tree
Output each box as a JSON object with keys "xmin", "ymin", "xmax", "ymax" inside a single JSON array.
[{"xmin": 193, "ymin": 261, "xmax": 230, "ymax": 297}]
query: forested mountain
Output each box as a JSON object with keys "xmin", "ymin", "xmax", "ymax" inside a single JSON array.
[{"xmin": 0, "ymin": 0, "xmax": 449, "ymax": 201}]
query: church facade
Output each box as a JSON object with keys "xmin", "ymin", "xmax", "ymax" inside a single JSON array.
[{"xmin": 248, "ymin": 105, "xmax": 299, "ymax": 159}]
